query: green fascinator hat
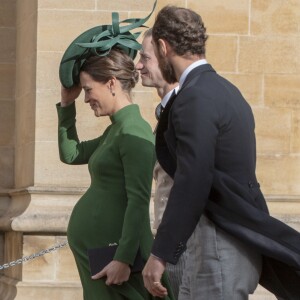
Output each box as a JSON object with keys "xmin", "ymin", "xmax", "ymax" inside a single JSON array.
[{"xmin": 59, "ymin": 1, "xmax": 157, "ymax": 88}]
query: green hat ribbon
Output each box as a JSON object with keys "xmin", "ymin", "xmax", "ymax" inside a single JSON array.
[{"xmin": 59, "ymin": 0, "xmax": 157, "ymax": 88}]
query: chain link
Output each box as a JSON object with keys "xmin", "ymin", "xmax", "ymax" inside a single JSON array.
[{"xmin": 0, "ymin": 240, "xmax": 69, "ymax": 270}]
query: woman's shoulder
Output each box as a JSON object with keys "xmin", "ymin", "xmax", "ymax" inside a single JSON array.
[
  {"xmin": 118, "ymin": 117, "xmax": 154, "ymax": 144},
  {"xmin": 119, "ymin": 108, "xmax": 152, "ymax": 131}
]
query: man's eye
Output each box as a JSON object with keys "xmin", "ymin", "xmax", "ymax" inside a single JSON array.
[{"xmin": 141, "ymin": 55, "xmax": 149, "ymax": 61}]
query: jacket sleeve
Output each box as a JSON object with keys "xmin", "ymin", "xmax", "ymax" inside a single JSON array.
[
  {"xmin": 56, "ymin": 102, "xmax": 103, "ymax": 164},
  {"xmin": 152, "ymin": 91, "xmax": 220, "ymax": 264}
]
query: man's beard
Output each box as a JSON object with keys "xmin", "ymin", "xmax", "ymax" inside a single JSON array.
[{"xmin": 157, "ymin": 49, "xmax": 177, "ymax": 84}]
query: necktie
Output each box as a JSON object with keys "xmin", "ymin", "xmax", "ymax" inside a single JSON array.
[
  {"xmin": 154, "ymin": 104, "xmax": 164, "ymax": 134},
  {"xmin": 155, "ymin": 103, "xmax": 164, "ymax": 121},
  {"xmin": 154, "ymin": 89, "xmax": 177, "ymax": 133}
]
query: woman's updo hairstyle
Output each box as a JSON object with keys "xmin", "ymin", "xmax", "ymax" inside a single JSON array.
[{"xmin": 81, "ymin": 48, "xmax": 139, "ymax": 94}]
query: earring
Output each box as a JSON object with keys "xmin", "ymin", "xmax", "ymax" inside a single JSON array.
[{"xmin": 112, "ymin": 92, "xmax": 115, "ymax": 97}]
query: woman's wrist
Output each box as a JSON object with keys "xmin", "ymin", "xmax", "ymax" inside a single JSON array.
[{"xmin": 60, "ymin": 100, "xmax": 74, "ymax": 107}]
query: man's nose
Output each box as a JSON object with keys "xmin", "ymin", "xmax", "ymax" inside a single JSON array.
[
  {"xmin": 84, "ymin": 93, "xmax": 89, "ymax": 103},
  {"xmin": 136, "ymin": 60, "xmax": 143, "ymax": 70}
]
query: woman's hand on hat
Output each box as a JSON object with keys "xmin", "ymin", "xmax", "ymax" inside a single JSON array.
[{"xmin": 60, "ymin": 84, "xmax": 82, "ymax": 107}]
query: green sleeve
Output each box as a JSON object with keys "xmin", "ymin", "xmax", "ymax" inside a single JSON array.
[
  {"xmin": 56, "ymin": 102, "xmax": 102, "ymax": 165},
  {"xmin": 114, "ymin": 130, "xmax": 155, "ymax": 265}
]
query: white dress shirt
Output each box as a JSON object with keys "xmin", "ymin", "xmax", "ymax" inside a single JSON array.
[{"xmin": 161, "ymin": 86, "xmax": 179, "ymax": 108}]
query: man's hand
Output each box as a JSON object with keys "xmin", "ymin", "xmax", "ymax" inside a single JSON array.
[
  {"xmin": 91, "ymin": 260, "xmax": 130, "ymax": 286},
  {"xmin": 142, "ymin": 255, "xmax": 168, "ymax": 298}
]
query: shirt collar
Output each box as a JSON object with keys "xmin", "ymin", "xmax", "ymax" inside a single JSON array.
[
  {"xmin": 161, "ymin": 86, "xmax": 179, "ymax": 108},
  {"xmin": 178, "ymin": 59, "xmax": 208, "ymax": 90}
]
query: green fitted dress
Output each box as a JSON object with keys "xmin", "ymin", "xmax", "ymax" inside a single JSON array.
[{"xmin": 57, "ymin": 103, "xmax": 174, "ymax": 300}]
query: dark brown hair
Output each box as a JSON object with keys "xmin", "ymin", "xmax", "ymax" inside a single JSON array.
[
  {"xmin": 81, "ymin": 48, "xmax": 139, "ymax": 93},
  {"xmin": 152, "ymin": 6, "xmax": 208, "ymax": 56}
]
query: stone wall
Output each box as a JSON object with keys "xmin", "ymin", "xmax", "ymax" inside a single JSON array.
[
  {"xmin": 0, "ymin": 0, "xmax": 299, "ymax": 299},
  {"xmin": 0, "ymin": 0, "xmax": 16, "ymax": 189},
  {"xmin": 0, "ymin": 0, "xmax": 17, "ymax": 297}
]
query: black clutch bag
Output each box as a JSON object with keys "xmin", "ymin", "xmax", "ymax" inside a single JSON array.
[{"xmin": 87, "ymin": 244, "xmax": 145, "ymax": 276}]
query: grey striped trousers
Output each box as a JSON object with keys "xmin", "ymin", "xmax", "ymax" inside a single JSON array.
[
  {"xmin": 178, "ymin": 214, "xmax": 262, "ymax": 300},
  {"xmin": 166, "ymin": 252, "xmax": 187, "ymax": 299}
]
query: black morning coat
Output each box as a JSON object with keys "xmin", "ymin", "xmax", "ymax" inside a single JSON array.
[{"xmin": 153, "ymin": 64, "xmax": 300, "ymax": 299}]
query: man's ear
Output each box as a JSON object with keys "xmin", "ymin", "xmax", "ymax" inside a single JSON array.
[
  {"xmin": 158, "ymin": 39, "xmax": 168, "ymax": 57},
  {"xmin": 158, "ymin": 39, "xmax": 174, "ymax": 58}
]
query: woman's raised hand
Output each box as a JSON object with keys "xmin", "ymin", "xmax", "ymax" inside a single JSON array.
[{"xmin": 60, "ymin": 84, "xmax": 82, "ymax": 107}]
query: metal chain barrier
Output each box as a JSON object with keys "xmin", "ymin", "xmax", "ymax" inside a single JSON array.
[{"xmin": 0, "ymin": 240, "xmax": 69, "ymax": 270}]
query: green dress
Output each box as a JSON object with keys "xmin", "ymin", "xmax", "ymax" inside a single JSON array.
[{"xmin": 57, "ymin": 103, "xmax": 174, "ymax": 300}]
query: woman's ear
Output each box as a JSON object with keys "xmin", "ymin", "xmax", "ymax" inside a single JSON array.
[
  {"xmin": 107, "ymin": 77, "xmax": 117, "ymax": 89},
  {"xmin": 107, "ymin": 77, "xmax": 117, "ymax": 96}
]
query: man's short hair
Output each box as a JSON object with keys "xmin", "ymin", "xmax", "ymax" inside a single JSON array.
[
  {"xmin": 143, "ymin": 28, "xmax": 153, "ymax": 38},
  {"xmin": 152, "ymin": 6, "xmax": 208, "ymax": 56}
]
